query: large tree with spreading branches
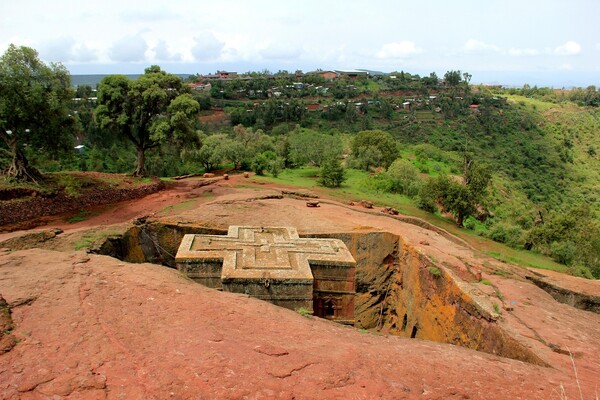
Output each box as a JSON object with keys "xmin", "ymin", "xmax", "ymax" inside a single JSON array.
[
  {"xmin": 96, "ymin": 66, "xmax": 199, "ymax": 176},
  {"xmin": 0, "ymin": 45, "xmax": 75, "ymax": 181}
]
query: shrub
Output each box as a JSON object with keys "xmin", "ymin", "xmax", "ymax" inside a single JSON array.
[
  {"xmin": 428, "ymin": 266, "xmax": 441, "ymax": 277},
  {"xmin": 318, "ymin": 158, "xmax": 346, "ymax": 188},
  {"xmin": 488, "ymin": 223, "xmax": 524, "ymax": 248},
  {"xmin": 251, "ymin": 151, "xmax": 276, "ymax": 176},
  {"xmin": 550, "ymin": 241, "xmax": 576, "ymax": 265},
  {"xmin": 385, "ymin": 158, "xmax": 421, "ymax": 196},
  {"xmin": 567, "ymin": 265, "xmax": 595, "ymax": 280},
  {"xmin": 416, "ymin": 181, "xmax": 437, "ymax": 213},
  {"xmin": 267, "ymin": 156, "xmax": 284, "ymax": 177}
]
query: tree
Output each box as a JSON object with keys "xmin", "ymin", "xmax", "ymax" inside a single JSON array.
[
  {"xmin": 287, "ymin": 129, "xmax": 342, "ymax": 167},
  {"xmin": 181, "ymin": 133, "xmax": 225, "ymax": 171},
  {"xmin": 0, "ymin": 45, "xmax": 75, "ymax": 181},
  {"xmin": 251, "ymin": 151, "xmax": 281, "ymax": 176},
  {"xmin": 444, "ymin": 70, "xmax": 462, "ymax": 86},
  {"xmin": 318, "ymin": 157, "xmax": 346, "ymax": 188},
  {"xmin": 431, "ymin": 159, "xmax": 491, "ymax": 226},
  {"xmin": 351, "ymin": 130, "xmax": 398, "ymax": 170},
  {"xmin": 385, "ymin": 158, "xmax": 421, "ymax": 196},
  {"xmin": 96, "ymin": 66, "xmax": 199, "ymax": 176}
]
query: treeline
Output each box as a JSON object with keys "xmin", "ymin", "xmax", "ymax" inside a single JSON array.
[
  {"xmin": 1, "ymin": 44, "xmax": 599, "ymax": 278},
  {"xmin": 502, "ymin": 85, "xmax": 600, "ymax": 107}
]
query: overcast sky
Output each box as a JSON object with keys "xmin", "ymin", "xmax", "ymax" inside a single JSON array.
[{"xmin": 1, "ymin": 0, "xmax": 599, "ymax": 86}]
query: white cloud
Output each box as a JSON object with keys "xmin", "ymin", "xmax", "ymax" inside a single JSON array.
[
  {"xmin": 109, "ymin": 34, "xmax": 148, "ymax": 62},
  {"xmin": 508, "ymin": 47, "xmax": 539, "ymax": 56},
  {"xmin": 152, "ymin": 40, "xmax": 182, "ymax": 62},
  {"xmin": 595, "ymin": 43, "xmax": 600, "ymax": 51},
  {"xmin": 376, "ymin": 41, "xmax": 423, "ymax": 59},
  {"xmin": 38, "ymin": 37, "xmax": 99, "ymax": 63},
  {"xmin": 71, "ymin": 42, "xmax": 98, "ymax": 62},
  {"xmin": 259, "ymin": 44, "xmax": 302, "ymax": 60},
  {"xmin": 191, "ymin": 33, "xmax": 225, "ymax": 62},
  {"xmin": 554, "ymin": 41, "xmax": 581, "ymax": 56},
  {"xmin": 38, "ymin": 37, "xmax": 76, "ymax": 62},
  {"xmin": 463, "ymin": 39, "xmax": 501, "ymax": 54}
]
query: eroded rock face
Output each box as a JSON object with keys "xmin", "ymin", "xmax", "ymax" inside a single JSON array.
[
  {"xmin": 103, "ymin": 225, "xmax": 544, "ymax": 364},
  {"xmin": 310, "ymin": 232, "xmax": 546, "ymax": 365},
  {"xmin": 0, "ymin": 249, "xmax": 582, "ymax": 399},
  {"xmin": 0, "ymin": 294, "xmax": 16, "ymax": 354}
]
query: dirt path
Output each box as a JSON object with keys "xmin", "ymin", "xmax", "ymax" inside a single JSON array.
[{"xmin": 0, "ymin": 176, "xmax": 222, "ymax": 242}]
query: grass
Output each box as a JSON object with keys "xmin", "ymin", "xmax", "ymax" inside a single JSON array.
[
  {"xmin": 73, "ymin": 229, "xmax": 121, "ymax": 251},
  {"xmin": 295, "ymin": 307, "xmax": 312, "ymax": 317},
  {"xmin": 253, "ymin": 166, "xmax": 573, "ymax": 276},
  {"xmin": 483, "ymin": 248, "xmax": 568, "ymax": 273},
  {"xmin": 67, "ymin": 210, "xmax": 95, "ymax": 223},
  {"xmin": 428, "ymin": 266, "xmax": 442, "ymax": 277},
  {"xmin": 480, "ymin": 279, "xmax": 492, "ymax": 285},
  {"xmin": 157, "ymin": 199, "xmax": 200, "ymax": 217},
  {"xmin": 1, "ymin": 172, "xmax": 158, "ymax": 200},
  {"xmin": 254, "ymin": 167, "xmax": 418, "ymax": 215},
  {"xmin": 505, "ymin": 94, "xmax": 557, "ymax": 113}
]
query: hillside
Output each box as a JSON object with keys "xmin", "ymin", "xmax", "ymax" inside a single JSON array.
[{"xmin": 3, "ymin": 66, "xmax": 600, "ymax": 278}]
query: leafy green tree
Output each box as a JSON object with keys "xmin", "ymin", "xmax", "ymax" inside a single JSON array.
[
  {"xmin": 181, "ymin": 133, "xmax": 225, "ymax": 171},
  {"xmin": 526, "ymin": 204, "xmax": 600, "ymax": 277},
  {"xmin": 385, "ymin": 158, "xmax": 421, "ymax": 196},
  {"xmin": 251, "ymin": 151, "xmax": 280, "ymax": 176},
  {"xmin": 0, "ymin": 45, "xmax": 75, "ymax": 181},
  {"xmin": 96, "ymin": 66, "xmax": 199, "ymax": 176},
  {"xmin": 351, "ymin": 130, "xmax": 398, "ymax": 170},
  {"xmin": 428, "ymin": 158, "xmax": 491, "ymax": 226},
  {"xmin": 288, "ymin": 129, "xmax": 342, "ymax": 167},
  {"xmin": 221, "ymin": 138, "xmax": 247, "ymax": 169},
  {"xmin": 444, "ymin": 70, "xmax": 462, "ymax": 86},
  {"xmin": 318, "ymin": 157, "xmax": 346, "ymax": 188}
]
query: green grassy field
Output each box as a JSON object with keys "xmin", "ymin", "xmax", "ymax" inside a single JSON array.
[{"xmin": 254, "ymin": 166, "xmax": 570, "ymax": 274}]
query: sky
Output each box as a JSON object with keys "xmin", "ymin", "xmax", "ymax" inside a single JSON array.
[{"xmin": 1, "ymin": 0, "xmax": 599, "ymax": 87}]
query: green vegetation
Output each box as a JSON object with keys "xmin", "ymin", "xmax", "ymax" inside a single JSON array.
[
  {"xmin": 295, "ymin": 307, "xmax": 312, "ymax": 317},
  {"xmin": 67, "ymin": 210, "xmax": 95, "ymax": 223},
  {"xmin": 428, "ymin": 266, "xmax": 442, "ymax": 277},
  {"xmin": 318, "ymin": 158, "xmax": 346, "ymax": 188},
  {"xmin": 0, "ymin": 45, "xmax": 75, "ymax": 182},
  {"xmin": 96, "ymin": 66, "xmax": 199, "ymax": 176},
  {"xmin": 2, "ymin": 45, "xmax": 600, "ymax": 278},
  {"xmin": 73, "ymin": 229, "xmax": 121, "ymax": 251}
]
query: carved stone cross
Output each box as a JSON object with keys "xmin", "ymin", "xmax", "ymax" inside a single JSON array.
[{"xmin": 175, "ymin": 226, "xmax": 356, "ymax": 321}]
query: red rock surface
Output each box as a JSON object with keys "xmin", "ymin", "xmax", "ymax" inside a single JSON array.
[
  {"xmin": 0, "ymin": 248, "xmax": 595, "ymax": 399},
  {"xmin": 1, "ymin": 175, "xmax": 599, "ymax": 399}
]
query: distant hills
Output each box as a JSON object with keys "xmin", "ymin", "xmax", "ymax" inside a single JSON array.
[{"xmin": 71, "ymin": 74, "xmax": 193, "ymax": 87}]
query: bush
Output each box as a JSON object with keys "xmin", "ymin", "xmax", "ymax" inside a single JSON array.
[
  {"xmin": 487, "ymin": 223, "xmax": 524, "ymax": 248},
  {"xmin": 550, "ymin": 241, "xmax": 576, "ymax": 265},
  {"xmin": 385, "ymin": 158, "xmax": 421, "ymax": 196},
  {"xmin": 251, "ymin": 151, "xmax": 276, "ymax": 176},
  {"xmin": 318, "ymin": 158, "xmax": 346, "ymax": 188},
  {"xmin": 267, "ymin": 156, "xmax": 284, "ymax": 177},
  {"xmin": 567, "ymin": 265, "xmax": 595, "ymax": 279},
  {"xmin": 416, "ymin": 181, "xmax": 437, "ymax": 213}
]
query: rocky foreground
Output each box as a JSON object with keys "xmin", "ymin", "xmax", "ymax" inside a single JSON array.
[
  {"xmin": 0, "ymin": 176, "xmax": 599, "ymax": 399},
  {"xmin": 0, "ymin": 248, "xmax": 595, "ymax": 399}
]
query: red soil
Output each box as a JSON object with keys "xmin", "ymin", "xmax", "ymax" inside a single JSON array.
[{"xmin": 0, "ymin": 174, "xmax": 598, "ymax": 399}]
